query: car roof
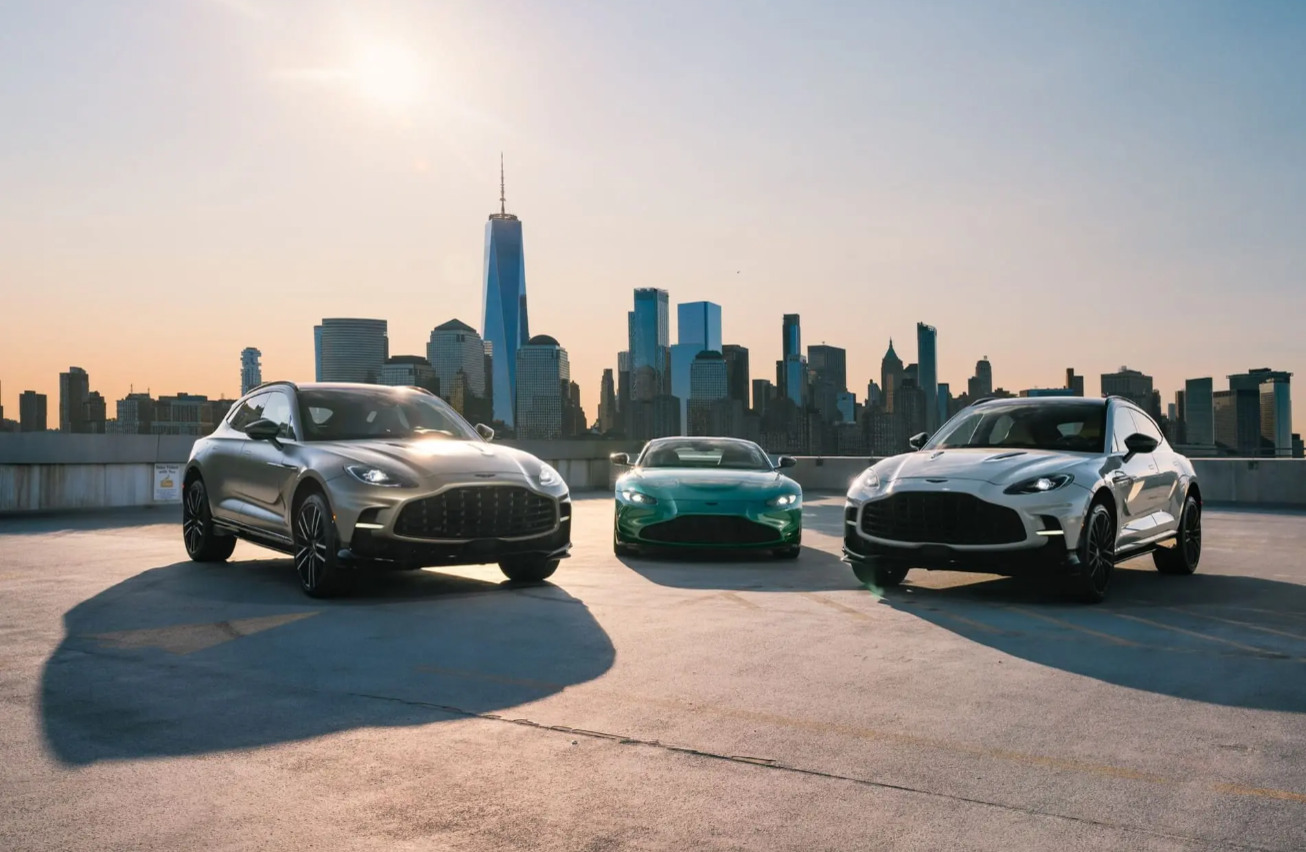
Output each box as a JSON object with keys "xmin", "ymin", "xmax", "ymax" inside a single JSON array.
[{"xmin": 972, "ymin": 396, "xmax": 1108, "ymax": 408}]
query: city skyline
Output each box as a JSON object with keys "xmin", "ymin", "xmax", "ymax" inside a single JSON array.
[{"xmin": 2, "ymin": 2, "xmax": 1304, "ymax": 430}]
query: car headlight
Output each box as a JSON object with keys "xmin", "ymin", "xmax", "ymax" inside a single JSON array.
[
  {"xmin": 1004, "ymin": 473, "xmax": 1074, "ymax": 494},
  {"xmin": 346, "ymin": 465, "xmax": 412, "ymax": 487},
  {"xmin": 767, "ymin": 493, "xmax": 800, "ymax": 508},
  {"xmin": 619, "ymin": 489, "xmax": 658, "ymax": 505},
  {"xmin": 850, "ymin": 469, "xmax": 881, "ymax": 496},
  {"xmin": 537, "ymin": 464, "xmax": 563, "ymax": 487}
]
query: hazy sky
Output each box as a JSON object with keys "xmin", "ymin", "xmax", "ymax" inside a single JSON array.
[{"xmin": 2, "ymin": 0, "xmax": 1303, "ymax": 430}]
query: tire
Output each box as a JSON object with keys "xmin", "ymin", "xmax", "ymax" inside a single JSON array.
[
  {"xmin": 293, "ymin": 492, "xmax": 346, "ymax": 598},
  {"xmin": 851, "ymin": 559, "xmax": 909, "ymax": 588},
  {"xmin": 182, "ymin": 478, "xmax": 236, "ymax": 562},
  {"xmin": 1154, "ymin": 494, "xmax": 1201, "ymax": 576},
  {"xmin": 773, "ymin": 545, "xmax": 801, "ymax": 560},
  {"xmin": 1073, "ymin": 500, "xmax": 1116, "ymax": 603},
  {"xmin": 499, "ymin": 556, "xmax": 560, "ymax": 583}
]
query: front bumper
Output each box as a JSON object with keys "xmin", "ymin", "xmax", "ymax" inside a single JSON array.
[
  {"xmin": 842, "ymin": 480, "xmax": 1093, "ymax": 577},
  {"xmin": 615, "ymin": 499, "xmax": 802, "ymax": 548},
  {"xmin": 344, "ymin": 516, "xmax": 572, "ymax": 567}
]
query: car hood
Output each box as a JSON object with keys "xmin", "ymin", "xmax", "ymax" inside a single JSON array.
[
  {"xmin": 876, "ymin": 448, "xmax": 1099, "ymax": 487},
  {"xmin": 323, "ymin": 438, "xmax": 545, "ymax": 481},
  {"xmin": 621, "ymin": 468, "xmax": 795, "ymax": 498}
]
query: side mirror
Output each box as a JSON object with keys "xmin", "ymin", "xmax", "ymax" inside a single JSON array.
[
  {"xmin": 908, "ymin": 432, "xmax": 930, "ymax": 451},
  {"xmin": 777, "ymin": 456, "xmax": 797, "ymax": 468},
  {"xmin": 1124, "ymin": 433, "xmax": 1158, "ymax": 456},
  {"xmin": 609, "ymin": 452, "xmax": 630, "ymax": 466},
  {"xmin": 245, "ymin": 418, "xmax": 281, "ymax": 441},
  {"xmin": 475, "ymin": 423, "xmax": 495, "ymax": 442}
]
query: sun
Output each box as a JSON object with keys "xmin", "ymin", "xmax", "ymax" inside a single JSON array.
[{"xmin": 350, "ymin": 43, "xmax": 426, "ymax": 107}]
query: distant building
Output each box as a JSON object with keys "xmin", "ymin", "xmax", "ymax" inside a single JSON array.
[
  {"xmin": 630, "ymin": 288, "xmax": 670, "ymax": 404},
  {"xmin": 313, "ymin": 325, "xmax": 323, "ymax": 382},
  {"xmin": 836, "ymin": 391, "xmax": 856, "ymax": 424},
  {"xmin": 721, "ymin": 344, "xmax": 751, "ymax": 412},
  {"xmin": 115, "ymin": 393, "xmax": 155, "ymax": 435},
  {"xmin": 688, "ymin": 350, "xmax": 740, "ymax": 436},
  {"xmin": 782, "ymin": 314, "xmax": 801, "ymax": 360},
  {"xmin": 916, "ymin": 323, "xmax": 938, "ymax": 432},
  {"xmin": 427, "ymin": 320, "xmax": 487, "ymax": 405},
  {"xmin": 1065, "ymin": 368, "xmax": 1084, "ymax": 397},
  {"xmin": 1021, "ymin": 387, "xmax": 1079, "ymax": 398},
  {"xmin": 1184, "ymin": 378, "xmax": 1215, "ymax": 447},
  {"xmin": 151, "ymin": 393, "xmax": 232, "ymax": 436},
  {"xmin": 380, "ymin": 355, "xmax": 439, "ymax": 394},
  {"xmin": 20, "ymin": 391, "xmax": 47, "ymax": 432},
  {"xmin": 752, "ymin": 379, "xmax": 775, "ymax": 415},
  {"xmin": 779, "ymin": 315, "xmax": 807, "ymax": 407},
  {"xmin": 1214, "ymin": 389, "xmax": 1261, "ymax": 456},
  {"xmin": 808, "ymin": 344, "xmax": 848, "ymax": 424},
  {"xmin": 936, "ymin": 381, "xmax": 951, "ymax": 427},
  {"xmin": 481, "ymin": 162, "xmax": 531, "ymax": 428},
  {"xmin": 59, "ymin": 366, "xmax": 90, "ymax": 433},
  {"xmin": 597, "ymin": 368, "xmax": 618, "ymax": 434},
  {"xmin": 1101, "ymin": 367, "xmax": 1154, "ymax": 414},
  {"xmin": 240, "ymin": 347, "xmax": 263, "ymax": 395},
  {"xmin": 881, "ymin": 340, "xmax": 905, "ymax": 413},
  {"xmin": 865, "ymin": 379, "xmax": 882, "ymax": 409},
  {"xmin": 515, "ymin": 335, "xmax": 569, "ymax": 440},
  {"xmin": 318, "ymin": 318, "xmax": 388, "ymax": 383},
  {"xmin": 968, "ymin": 357, "xmax": 993, "ymax": 400}
]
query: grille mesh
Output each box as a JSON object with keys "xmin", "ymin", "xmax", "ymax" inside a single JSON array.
[
  {"xmin": 395, "ymin": 486, "xmax": 557, "ymax": 540},
  {"xmin": 641, "ymin": 516, "xmax": 781, "ymax": 545},
  {"xmin": 859, "ymin": 493, "xmax": 1025, "ymax": 545}
]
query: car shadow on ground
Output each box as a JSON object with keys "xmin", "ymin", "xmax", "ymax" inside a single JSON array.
[
  {"xmin": 616, "ymin": 544, "xmax": 859, "ymax": 593},
  {"xmin": 878, "ymin": 564, "xmax": 1306, "ymax": 712},
  {"xmin": 40, "ymin": 557, "xmax": 615, "ymax": 766}
]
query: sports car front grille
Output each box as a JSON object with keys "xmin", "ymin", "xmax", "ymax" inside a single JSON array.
[
  {"xmin": 859, "ymin": 493, "xmax": 1025, "ymax": 545},
  {"xmin": 394, "ymin": 486, "xmax": 557, "ymax": 540},
  {"xmin": 640, "ymin": 516, "xmax": 781, "ymax": 545}
]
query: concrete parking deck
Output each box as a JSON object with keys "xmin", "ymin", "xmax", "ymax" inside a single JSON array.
[{"xmin": 2, "ymin": 498, "xmax": 1305, "ymax": 850}]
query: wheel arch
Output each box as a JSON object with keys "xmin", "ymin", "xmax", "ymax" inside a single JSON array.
[{"xmin": 290, "ymin": 473, "xmax": 331, "ymax": 521}]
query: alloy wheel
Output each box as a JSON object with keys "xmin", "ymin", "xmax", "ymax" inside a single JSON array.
[
  {"xmin": 1084, "ymin": 509, "xmax": 1114, "ymax": 595},
  {"xmin": 1183, "ymin": 501, "xmax": 1202, "ymax": 564},
  {"xmin": 183, "ymin": 483, "xmax": 207, "ymax": 555},
  {"xmin": 295, "ymin": 502, "xmax": 329, "ymax": 591}
]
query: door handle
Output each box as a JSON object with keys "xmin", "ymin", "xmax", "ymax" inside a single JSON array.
[
  {"xmin": 1108, "ymin": 471, "xmax": 1132, "ymax": 485},
  {"xmin": 267, "ymin": 462, "xmax": 299, "ymax": 471}
]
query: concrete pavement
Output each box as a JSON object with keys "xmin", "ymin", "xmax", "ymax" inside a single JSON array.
[{"xmin": 2, "ymin": 497, "xmax": 1305, "ymax": 850}]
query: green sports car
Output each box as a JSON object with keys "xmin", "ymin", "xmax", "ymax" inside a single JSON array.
[{"xmin": 611, "ymin": 437, "xmax": 803, "ymax": 558}]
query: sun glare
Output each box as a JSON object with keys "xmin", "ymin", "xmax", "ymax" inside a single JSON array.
[{"xmin": 350, "ymin": 43, "xmax": 426, "ymax": 107}]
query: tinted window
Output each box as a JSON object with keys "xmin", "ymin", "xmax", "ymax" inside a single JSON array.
[
  {"xmin": 1128, "ymin": 409, "xmax": 1164, "ymax": 445},
  {"xmin": 639, "ymin": 439, "xmax": 772, "ymax": 470},
  {"xmin": 297, "ymin": 387, "xmax": 477, "ymax": 442},
  {"xmin": 227, "ymin": 393, "xmax": 269, "ymax": 433},
  {"xmin": 926, "ymin": 403, "xmax": 1106, "ymax": 453},
  {"xmin": 261, "ymin": 391, "xmax": 296, "ymax": 440},
  {"xmin": 1109, "ymin": 404, "xmax": 1136, "ymax": 454}
]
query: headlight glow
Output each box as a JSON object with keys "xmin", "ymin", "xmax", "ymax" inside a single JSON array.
[
  {"xmin": 1005, "ymin": 473, "xmax": 1074, "ymax": 494},
  {"xmin": 767, "ymin": 493, "xmax": 800, "ymax": 507},
  {"xmin": 852, "ymin": 469, "xmax": 881, "ymax": 494},
  {"xmin": 537, "ymin": 464, "xmax": 563, "ymax": 487},
  {"xmin": 346, "ymin": 465, "xmax": 410, "ymax": 487},
  {"xmin": 619, "ymin": 489, "xmax": 658, "ymax": 505}
]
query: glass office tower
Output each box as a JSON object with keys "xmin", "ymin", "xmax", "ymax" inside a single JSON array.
[
  {"xmin": 916, "ymin": 322, "xmax": 938, "ymax": 432},
  {"xmin": 482, "ymin": 162, "xmax": 529, "ymax": 426}
]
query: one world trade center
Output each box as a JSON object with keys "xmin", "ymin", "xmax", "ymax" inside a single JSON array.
[{"xmin": 482, "ymin": 156, "xmax": 529, "ymax": 427}]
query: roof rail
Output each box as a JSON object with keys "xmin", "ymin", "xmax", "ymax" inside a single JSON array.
[
  {"xmin": 247, "ymin": 380, "xmax": 299, "ymax": 394},
  {"xmin": 407, "ymin": 385, "xmax": 436, "ymax": 396},
  {"xmin": 967, "ymin": 396, "xmax": 998, "ymax": 407}
]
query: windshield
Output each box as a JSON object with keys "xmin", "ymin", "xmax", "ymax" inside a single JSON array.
[
  {"xmin": 639, "ymin": 439, "xmax": 774, "ymax": 470},
  {"xmin": 925, "ymin": 402, "xmax": 1107, "ymax": 453},
  {"xmin": 297, "ymin": 387, "xmax": 479, "ymax": 442}
]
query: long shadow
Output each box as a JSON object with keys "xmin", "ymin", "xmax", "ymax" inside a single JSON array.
[
  {"xmin": 41, "ymin": 557, "xmax": 615, "ymax": 765},
  {"xmin": 880, "ymin": 566, "xmax": 1306, "ymax": 713},
  {"xmin": 0, "ymin": 506, "xmax": 180, "ymax": 535},
  {"xmin": 618, "ymin": 544, "xmax": 859, "ymax": 592}
]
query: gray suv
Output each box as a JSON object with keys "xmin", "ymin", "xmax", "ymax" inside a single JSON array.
[{"xmin": 182, "ymin": 382, "xmax": 572, "ymax": 597}]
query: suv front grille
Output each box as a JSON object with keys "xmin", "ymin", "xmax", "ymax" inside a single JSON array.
[
  {"xmin": 859, "ymin": 493, "xmax": 1025, "ymax": 545},
  {"xmin": 395, "ymin": 486, "xmax": 557, "ymax": 540}
]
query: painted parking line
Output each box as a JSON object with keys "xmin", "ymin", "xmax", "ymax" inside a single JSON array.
[
  {"xmin": 1113, "ymin": 613, "xmax": 1286, "ymax": 658},
  {"xmin": 801, "ymin": 593, "xmax": 873, "ymax": 620},
  {"xmin": 1003, "ymin": 606, "xmax": 1139, "ymax": 647},
  {"xmin": 1167, "ymin": 607, "xmax": 1306, "ymax": 643},
  {"xmin": 412, "ymin": 664, "xmax": 1306, "ymax": 806}
]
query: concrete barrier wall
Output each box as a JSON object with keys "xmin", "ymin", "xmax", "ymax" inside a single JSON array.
[{"xmin": 1, "ymin": 433, "xmax": 1303, "ymax": 513}]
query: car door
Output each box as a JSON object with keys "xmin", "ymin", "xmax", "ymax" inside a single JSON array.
[
  {"xmin": 237, "ymin": 389, "xmax": 305, "ymax": 535},
  {"xmin": 1129, "ymin": 410, "xmax": 1182, "ymax": 535},
  {"xmin": 1103, "ymin": 403, "xmax": 1161, "ymax": 549},
  {"xmin": 209, "ymin": 392, "xmax": 269, "ymax": 524}
]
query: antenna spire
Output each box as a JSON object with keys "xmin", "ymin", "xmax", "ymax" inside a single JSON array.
[{"xmin": 499, "ymin": 152, "xmax": 505, "ymax": 215}]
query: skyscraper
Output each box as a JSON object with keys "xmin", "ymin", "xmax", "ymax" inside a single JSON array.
[
  {"xmin": 721, "ymin": 345, "xmax": 751, "ymax": 410},
  {"xmin": 515, "ymin": 335, "xmax": 568, "ymax": 439},
  {"xmin": 780, "ymin": 314, "xmax": 807, "ymax": 407},
  {"xmin": 916, "ymin": 323, "xmax": 938, "ymax": 432},
  {"xmin": 427, "ymin": 320, "xmax": 488, "ymax": 407},
  {"xmin": 670, "ymin": 301, "xmax": 723, "ymax": 433},
  {"xmin": 880, "ymin": 340, "xmax": 904, "ymax": 413},
  {"xmin": 482, "ymin": 157, "xmax": 530, "ymax": 426},
  {"xmin": 59, "ymin": 367, "xmax": 90, "ymax": 433},
  {"xmin": 936, "ymin": 381, "xmax": 951, "ymax": 425},
  {"xmin": 630, "ymin": 288, "xmax": 670, "ymax": 401},
  {"xmin": 19, "ymin": 391, "xmax": 47, "ymax": 432},
  {"xmin": 313, "ymin": 325, "xmax": 323, "ymax": 382},
  {"xmin": 380, "ymin": 356, "xmax": 439, "ymax": 393},
  {"xmin": 688, "ymin": 350, "xmax": 738, "ymax": 436},
  {"xmin": 597, "ymin": 368, "xmax": 618, "ymax": 434},
  {"xmin": 782, "ymin": 314, "xmax": 801, "ymax": 360},
  {"xmin": 1065, "ymin": 368, "xmax": 1084, "ymax": 397},
  {"xmin": 808, "ymin": 344, "xmax": 847, "ymax": 423},
  {"xmin": 115, "ymin": 393, "xmax": 155, "ymax": 435},
  {"xmin": 1101, "ymin": 367, "xmax": 1155, "ymax": 413},
  {"xmin": 1259, "ymin": 373, "xmax": 1293, "ymax": 457},
  {"xmin": 1184, "ymin": 378, "xmax": 1214, "ymax": 446},
  {"xmin": 968, "ymin": 357, "xmax": 992, "ymax": 399},
  {"xmin": 318, "ymin": 318, "xmax": 388, "ymax": 383},
  {"xmin": 240, "ymin": 347, "xmax": 262, "ymax": 395}
]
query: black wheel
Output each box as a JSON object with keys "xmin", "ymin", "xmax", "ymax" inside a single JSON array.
[
  {"xmin": 1074, "ymin": 500, "xmax": 1116, "ymax": 603},
  {"xmin": 499, "ymin": 556, "xmax": 560, "ymax": 583},
  {"xmin": 293, "ymin": 492, "xmax": 345, "ymax": 598},
  {"xmin": 773, "ymin": 545, "xmax": 801, "ymax": 560},
  {"xmin": 1154, "ymin": 494, "xmax": 1201, "ymax": 575},
  {"xmin": 851, "ymin": 560, "xmax": 909, "ymax": 588},
  {"xmin": 182, "ymin": 478, "xmax": 236, "ymax": 562}
]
